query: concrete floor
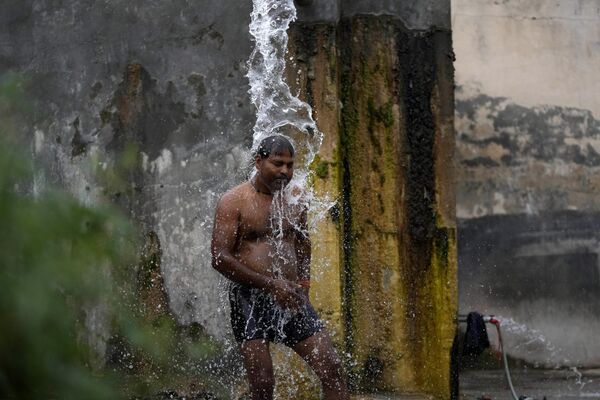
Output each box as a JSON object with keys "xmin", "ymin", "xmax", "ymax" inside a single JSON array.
[
  {"xmin": 460, "ymin": 368, "xmax": 600, "ymax": 400},
  {"xmin": 348, "ymin": 368, "xmax": 600, "ymax": 399},
  {"xmin": 351, "ymin": 395, "xmax": 432, "ymax": 400}
]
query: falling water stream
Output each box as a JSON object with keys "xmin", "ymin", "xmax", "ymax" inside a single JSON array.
[
  {"xmin": 247, "ymin": 0, "xmax": 322, "ymax": 166},
  {"xmin": 246, "ymin": 0, "xmax": 335, "ymax": 246},
  {"xmin": 215, "ymin": 0, "xmax": 332, "ymax": 397},
  {"xmin": 246, "ymin": 0, "xmax": 333, "ymax": 284}
]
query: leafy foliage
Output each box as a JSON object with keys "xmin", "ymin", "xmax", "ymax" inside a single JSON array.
[
  {"xmin": 0, "ymin": 73, "xmax": 137, "ymax": 399},
  {"xmin": 0, "ymin": 73, "xmax": 222, "ymax": 399}
]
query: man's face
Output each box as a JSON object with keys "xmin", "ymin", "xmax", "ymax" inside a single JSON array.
[{"xmin": 256, "ymin": 149, "xmax": 294, "ymax": 192}]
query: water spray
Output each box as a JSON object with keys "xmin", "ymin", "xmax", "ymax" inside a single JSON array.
[
  {"xmin": 246, "ymin": 0, "xmax": 323, "ymax": 171},
  {"xmin": 243, "ymin": 0, "xmax": 332, "ymax": 363},
  {"xmin": 246, "ymin": 0, "xmax": 334, "ymax": 229},
  {"xmin": 458, "ymin": 314, "xmax": 533, "ymax": 400}
]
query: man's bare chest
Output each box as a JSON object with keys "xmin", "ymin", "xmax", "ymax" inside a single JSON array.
[{"xmin": 237, "ymin": 201, "xmax": 299, "ymax": 240}]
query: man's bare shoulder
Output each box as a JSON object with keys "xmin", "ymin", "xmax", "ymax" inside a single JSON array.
[{"xmin": 217, "ymin": 182, "xmax": 253, "ymax": 210}]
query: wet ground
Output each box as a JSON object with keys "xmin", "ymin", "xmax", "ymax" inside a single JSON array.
[
  {"xmin": 351, "ymin": 395, "xmax": 432, "ymax": 399},
  {"xmin": 347, "ymin": 369, "xmax": 600, "ymax": 400},
  {"xmin": 460, "ymin": 368, "xmax": 600, "ymax": 400},
  {"xmin": 127, "ymin": 367, "xmax": 600, "ymax": 399}
]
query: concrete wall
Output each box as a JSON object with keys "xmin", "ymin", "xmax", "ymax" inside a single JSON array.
[
  {"xmin": 453, "ymin": 0, "xmax": 600, "ymax": 119},
  {"xmin": 453, "ymin": 0, "xmax": 600, "ymax": 366},
  {"xmin": 290, "ymin": 2, "xmax": 458, "ymax": 397},
  {"xmin": 1, "ymin": 0, "xmax": 256, "ymax": 339},
  {"xmin": 297, "ymin": 0, "xmax": 450, "ymax": 29}
]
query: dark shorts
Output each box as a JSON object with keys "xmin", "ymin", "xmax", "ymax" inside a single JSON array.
[{"xmin": 229, "ymin": 283, "xmax": 324, "ymax": 347}]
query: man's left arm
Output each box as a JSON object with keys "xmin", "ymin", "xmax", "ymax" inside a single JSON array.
[{"xmin": 295, "ymin": 208, "xmax": 311, "ymax": 297}]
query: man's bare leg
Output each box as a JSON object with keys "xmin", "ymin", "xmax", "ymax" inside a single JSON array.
[
  {"xmin": 292, "ymin": 330, "xmax": 350, "ymax": 400},
  {"xmin": 240, "ymin": 339, "xmax": 274, "ymax": 400}
]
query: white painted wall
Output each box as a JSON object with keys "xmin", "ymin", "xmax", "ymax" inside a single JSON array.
[{"xmin": 452, "ymin": 0, "xmax": 600, "ymax": 118}]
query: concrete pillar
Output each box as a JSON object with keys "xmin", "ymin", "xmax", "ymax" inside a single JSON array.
[{"xmin": 291, "ymin": 1, "xmax": 457, "ymax": 398}]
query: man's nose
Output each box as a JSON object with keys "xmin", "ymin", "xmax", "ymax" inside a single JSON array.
[{"xmin": 280, "ymin": 165, "xmax": 291, "ymax": 176}]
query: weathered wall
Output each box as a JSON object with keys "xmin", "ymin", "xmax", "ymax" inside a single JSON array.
[
  {"xmin": 337, "ymin": 16, "xmax": 456, "ymax": 396},
  {"xmin": 453, "ymin": 0, "xmax": 600, "ymax": 366},
  {"xmin": 454, "ymin": 0, "xmax": 600, "ymax": 218},
  {"xmin": 456, "ymin": 91, "xmax": 600, "ymax": 218},
  {"xmin": 291, "ymin": 1, "xmax": 457, "ymax": 396},
  {"xmin": 297, "ymin": 0, "xmax": 450, "ymax": 29},
  {"xmin": 1, "ymin": 0, "xmax": 255, "ymax": 340},
  {"xmin": 1, "ymin": 0, "xmax": 456, "ymax": 397}
]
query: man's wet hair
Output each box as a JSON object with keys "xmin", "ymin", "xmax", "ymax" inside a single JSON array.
[{"xmin": 255, "ymin": 135, "xmax": 295, "ymax": 159}]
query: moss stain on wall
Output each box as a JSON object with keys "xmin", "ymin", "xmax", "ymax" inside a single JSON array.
[
  {"xmin": 266, "ymin": 13, "xmax": 456, "ymax": 399},
  {"xmin": 338, "ymin": 16, "xmax": 457, "ymax": 398}
]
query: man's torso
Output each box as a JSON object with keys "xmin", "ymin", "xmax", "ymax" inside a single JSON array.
[{"xmin": 231, "ymin": 182, "xmax": 303, "ymax": 281}]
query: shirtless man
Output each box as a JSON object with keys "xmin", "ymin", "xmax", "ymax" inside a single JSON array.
[{"xmin": 211, "ymin": 135, "xmax": 349, "ymax": 400}]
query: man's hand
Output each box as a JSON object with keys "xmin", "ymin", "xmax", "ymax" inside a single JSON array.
[
  {"xmin": 298, "ymin": 279, "xmax": 310, "ymax": 298},
  {"xmin": 267, "ymin": 279, "xmax": 305, "ymax": 310}
]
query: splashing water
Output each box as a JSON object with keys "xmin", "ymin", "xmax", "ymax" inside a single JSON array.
[
  {"xmin": 496, "ymin": 316, "xmax": 565, "ymax": 365},
  {"xmin": 247, "ymin": 0, "xmax": 322, "ymax": 171},
  {"xmin": 238, "ymin": 1, "xmax": 335, "ymax": 396},
  {"xmin": 246, "ymin": 0, "xmax": 334, "ymax": 236},
  {"xmin": 269, "ymin": 189, "xmax": 302, "ymax": 269},
  {"xmin": 247, "ymin": 0, "xmax": 304, "ymax": 287},
  {"xmin": 467, "ymin": 317, "xmax": 598, "ymax": 399}
]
